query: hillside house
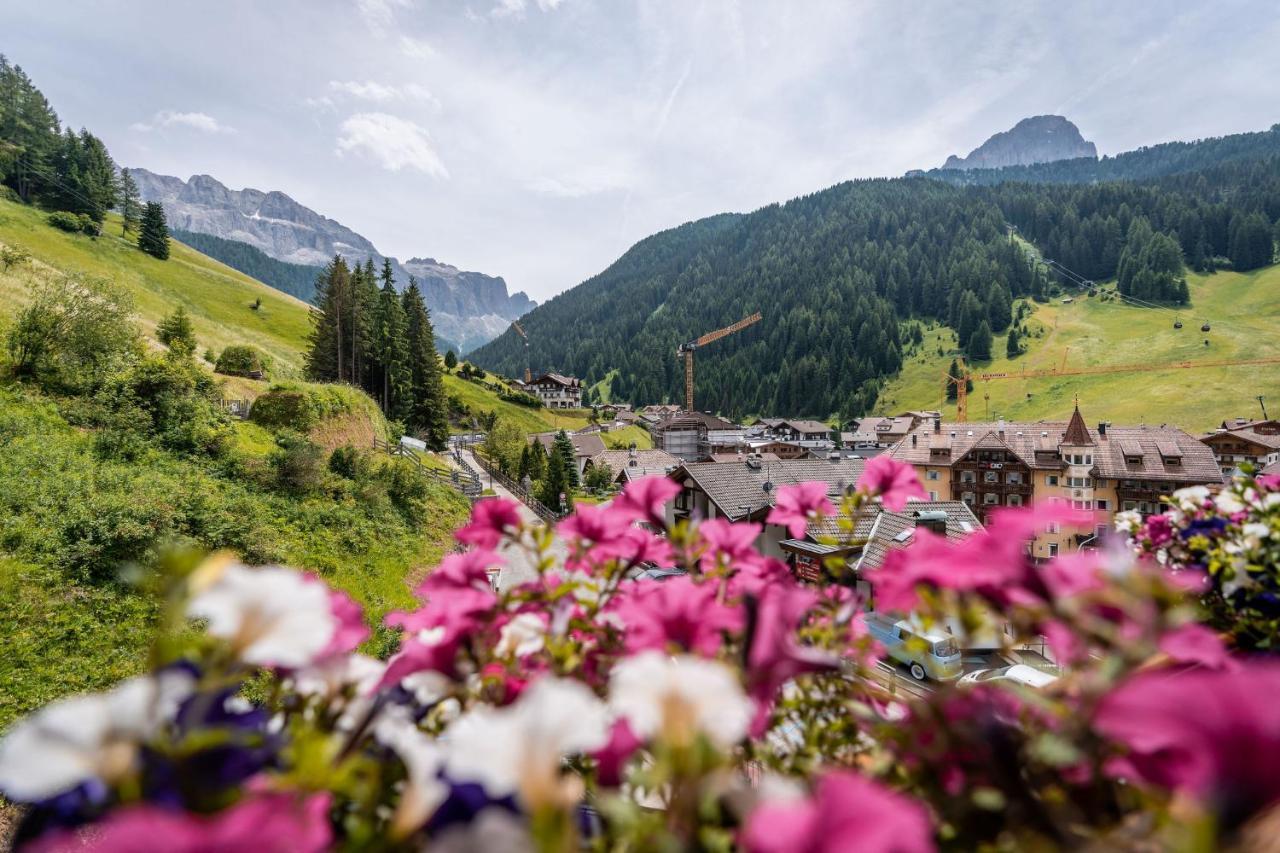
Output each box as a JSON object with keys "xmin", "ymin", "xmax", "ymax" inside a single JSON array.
[
  {"xmin": 526, "ymin": 373, "xmax": 583, "ymax": 409},
  {"xmin": 665, "ymin": 455, "xmax": 867, "ymax": 558},
  {"xmin": 886, "ymin": 406, "xmax": 1223, "ymax": 559},
  {"xmin": 529, "ymin": 430, "xmax": 606, "ymax": 477},
  {"xmin": 588, "ymin": 447, "xmax": 682, "ymax": 484},
  {"xmin": 1199, "ymin": 419, "xmax": 1280, "ymax": 477}
]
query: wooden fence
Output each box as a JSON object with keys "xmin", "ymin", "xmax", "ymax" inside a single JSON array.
[
  {"xmin": 372, "ymin": 438, "xmax": 482, "ymax": 498},
  {"xmin": 470, "ymin": 450, "xmax": 564, "ymax": 524}
]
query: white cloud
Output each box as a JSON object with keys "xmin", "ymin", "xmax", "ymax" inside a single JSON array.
[
  {"xmin": 327, "ymin": 80, "xmax": 439, "ymax": 109},
  {"xmin": 335, "ymin": 112, "xmax": 449, "ymax": 178},
  {"xmin": 399, "ymin": 35, "xmax": 435, "ymax": 59},
  {"xmin": 356, "ymin": 0, "xmax": 412, "ymax": 32},
  {"xmin": 490, "ymin": 0, "xmax": 565, "ymax": 18},
  {"xmin": 130, "ymin": 110, "xmax": 235, "ymax": 134}
]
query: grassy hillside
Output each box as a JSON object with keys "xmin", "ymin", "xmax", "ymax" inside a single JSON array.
[
  {"xmin": 443, "ymin": 371, "xmax": 591, "ymax": 434},
  {"xmin": 0, "ymin": 198, "xmax": 312, "ymax": 373},
  {"xmin": 878, "ymin": 265, "xmax": 1280, "ymax": 430}
]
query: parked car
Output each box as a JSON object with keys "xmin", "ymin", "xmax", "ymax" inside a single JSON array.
[
  {"xmin": 958, "ymin": 664, "xmax": 1058, "ymax": 689},
  {"xmin": 862, "ymin": 614, "xmax": 962, "ymax": 681}
]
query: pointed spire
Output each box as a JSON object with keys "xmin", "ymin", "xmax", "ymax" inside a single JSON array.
[{"xmin": 1063, "ymin": 401, "xmax": 1092, "ymax": 446}]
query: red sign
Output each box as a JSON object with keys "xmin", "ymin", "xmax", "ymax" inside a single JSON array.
[{"xmin": 793, "ymin": 553, "xmax": 823, "ymax": 584}]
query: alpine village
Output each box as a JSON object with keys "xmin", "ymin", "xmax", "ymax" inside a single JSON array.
[{"xmin": 2, "ymin": 5, "xmax": 1280, "ymax": 851}]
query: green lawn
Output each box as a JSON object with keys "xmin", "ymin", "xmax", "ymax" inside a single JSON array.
[
  {"xmin": 443, "ymin": 371, "xmax": 591, "ymax": 434},
  {"xmin": 0, "ymin": 199, "xmax": 313, "ymax": 374},
  {"xmin": 601, "ymin": 424, "xmax": 654, "ymax": 449},
  {"xmin": 878, "ymin": 265, "xmax": 1280, "ymax": 431}
]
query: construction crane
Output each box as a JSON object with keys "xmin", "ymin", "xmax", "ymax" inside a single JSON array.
[
  {"xmin": 677, "ymin": 312, "xmax": 762, "ymax": 413},
  {"xmin": 511, "ymin": 321, "xmax": 531, "ymax": 383},
  {"xmin": 947, "ymin": 355, "xmax": 1280, "ymax": 422}
]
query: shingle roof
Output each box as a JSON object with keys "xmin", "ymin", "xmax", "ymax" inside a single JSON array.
[
  {"xmin": 654, "ymin": 412, "xmax": 738, "ymax": 432},
  {"xmin": 1092, "ymin": 426, "xmax": 1222, "ymax": 483},
  {"xmin": 531, "ymin": 372, "xmax": 581, "ymax": 388},
  {"xmin": 1063, "ymin": 405, "xmax": 1091, "ymax": 445},
  {"xmin": 796, "ymin": 500, "xmax": 982, "ymax": 573},
  {"xmin": 593, "ymin": 448, "xmax": 681, "ymax": 481},
  {"xmin": 670, "ymin": 457, "xmax": 867, "ymax": 521},
  {"xmin": 530, "ymin": 431, "xmax": 606, "ymax": 459},
  {"xmin": 1200, "ymin": 424, "xmax": 1280, "ymax": 452},
  {"xmin": 778, "ymin": 419, "xmax": 832, "ymax": 435}
]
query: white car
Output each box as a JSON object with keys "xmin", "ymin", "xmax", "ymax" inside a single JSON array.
[{"xmin": 959, "ymin": 664, "xmax": 1058, "ymax": 689}]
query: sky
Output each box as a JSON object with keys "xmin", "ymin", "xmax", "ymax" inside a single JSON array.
[{"xmin": 8, "ymin": 1, "xmax": 1280, "ymax": 302}]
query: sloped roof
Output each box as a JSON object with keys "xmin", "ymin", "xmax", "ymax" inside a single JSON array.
[
  {"xmin": 777, "ymin": 419, "xmax": 832, "ymax": 435},
  {"xmin": 653, "ymin": 411, "xmax": 739, "ymax": 432},
  {"xmin": 798, "ymin": 501, "xmax": 982, "ymax": 573},
  {"xmin": 1092, "ymin": 426, "xmax": 1222, "ymax": 483},
  {"xmin": 530, "ymin": 372, "xmax": 581, "ymax": 388},
  {"xmin": 670, "ymin": 458, "xmax": 866, "ymax": 521},
  {"xmin": 593, "ymin": 448, "xmax": 681, "ymax": 481},
  {"xmin": 1062, "ymin": 405, "xmax": 1091, "ymax": 445},
  {"xmin": 530, "ymin": 431, "xmax": 606, "ymax": 459},
  {"xmin": 1200, "ymin": 424, "xmax": 1280, "ymax": 451}
]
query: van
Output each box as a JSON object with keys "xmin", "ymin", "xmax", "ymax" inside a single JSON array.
[{"xmin": 863, "ymin": 614, "xmax": 963, "ymax": 681}]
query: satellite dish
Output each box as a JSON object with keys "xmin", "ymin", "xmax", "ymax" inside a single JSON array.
[{"xmin": 762, "ymin": 481, "xmax": 773, "ymax": 493}]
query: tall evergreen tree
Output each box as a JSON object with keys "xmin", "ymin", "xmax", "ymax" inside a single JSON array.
[
  {"xmin": 945, "ymin": 358, "xmax": 960, "ymax": 401},
  {"xmin": 305, "ymin": 256, "xmax": 352, "ymax": 382},
  {"xmin": 401, "ymin": 277, "xmax": 450, "ymax": 449},
  {"xmin": 967, "ymin": 320, "xmax": 993, "ymax": 361},
  {"xmin": 120, "ymin": 168, "xmax": 140, "ymax": 234},
  {"xmin": 1005, "ymin": 327, "xmax": 1021, "ymax": 358},
  {"xmin": 372, "ymin": 275, "xmax": 411, "ymax": 419},
  {"xmin": 551, "ymin": 429, "xmax": 580, "ymax": 489},
  {"xmin": 137, "ymin": 202, "xmax": 170, "ymax": 260},
  {"xmin": 156, "ymin": 305, "xmax": 196, "ymax": 354}
]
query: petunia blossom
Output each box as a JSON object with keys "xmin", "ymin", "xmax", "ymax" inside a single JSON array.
[
  {"xmin": 856, "ymin": 455, "xmax": 927, "ymax": 511},
  {"xmin": 613, "ymin": 576, "xmax": 742, "ymax": 657},
  {"xmin": 745, "ymin": 582, "xmax": 838, "ymax": 736},
  {"xmin": 456, "ymin": 497, "xmax": 524, "ymax": 550},
  {"xmin": 319, "ymin": 586, "xmax": 370, "ymax": 658},
  {"xmin": 699, "ymin": 518, "xmax": 762, "ymax": 572},
  {"xmin": 767, "ymin": 481, "xmax": 836, "ymax": 539},
  {"xmin": 743, "ymin": 770, "xmax": 935, "ymax": 853},
  {"xmin": 611, "ymin": 475, "xmax": 681, "ymax": 527},
  {"xmin": 1157, "ymin": 623, "xmax": 1238, "ymax": 671},
  {"xmin": 374, "ymin": 707, "xmax": 449, "ymax": 836},
  {"xmin": 609, "ymin": 651, "xmax": 753, "ymax": 749},
  {"xmin": 0, "ymin": 670, "xmax": 193, "ymax": 803},
  {"xmin": 445, "ymin": 676, "xmax": 609, "ymax": 809},
  {"xmin": 1094, "ymin": 663, "xmax": 1280, "ymax": 825},
  {"xmin": 26, "ymin": 792, "xmax": 332, "ymax": 853},
  {"xmin": 186, "ymin": 557, "xmax": 337, "ymax": 669}
]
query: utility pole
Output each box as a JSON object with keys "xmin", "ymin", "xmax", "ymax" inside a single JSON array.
[{"xmin": 1260, "ymin": 395, "xmax": 1269, "ymax": 421}]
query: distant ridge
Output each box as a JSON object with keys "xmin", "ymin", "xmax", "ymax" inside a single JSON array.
[{"xmin": 940, "ymin": 115, "xmax": 1097, "ymax": 171}]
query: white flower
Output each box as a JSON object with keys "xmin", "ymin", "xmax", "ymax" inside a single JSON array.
[
  {"xmin": 1242, "ymin": 522, "xmax": 1272, "ymax": 549},
  {"xmin": 1114, "ymin": 510, "xmax": 1142, "ymax": 535},
  {"xmin": 187, "ymin": 557, "xmax": 336, "ymax": 668},
  {"xmin": 496, "ymin": 613, "xmax": 547, "ymax": 658},
  {"xmin": 0, "ymin": 670, "xmax": 193, "ymax": 801},
  {"xmin": 290, "ymin": 653, "xmax": 385, "ymax": 730},
  {"xmin": 1215, "ymin": 490, "xmax": 1246, "ymax": 515},
  {"xmin": 374, "ymin": 707, "xmax": 449, "ymax": 837},
  {"xmin": 445, "ymin": 677, "xmax": 609, "ymax": 806},
  {"xmin": 1172, "ymin": 485, "xmax": 1211, "ymax": 512},
  {"xmin": 608, "ymin": 652, "xmax": 753, "ymax": 749}
]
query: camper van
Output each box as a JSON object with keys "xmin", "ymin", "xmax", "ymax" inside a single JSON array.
[{"xmin": 863, "ymin": 614, "xmax": 963, "ymax": 681}]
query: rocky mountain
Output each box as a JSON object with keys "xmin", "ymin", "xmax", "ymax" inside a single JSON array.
[
  {"xmin": 940, "ymin": 115, "xmax": 1097, "ymax": 171},
  {"xmin": 130, "ymin": 168, "xmax": 533, "ymax": 351}
]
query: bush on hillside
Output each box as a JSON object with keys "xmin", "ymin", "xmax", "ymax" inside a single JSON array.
[
  {"xmin": 96, "ymin": 354, "xmax": 232, "ymax": 457},
  {"xmin": 45, "ymin": 211, "xmax": 81, "ymax": 233},
  {"xmin": 269, "ymin": 432, "xmax": 327, "ymax": 495},
  {"xmin": 214, "ymin": 344, "xmax": 269, "ymax": 378},
  {"xmin": 250, "ymin": 381, "xmax": 386, "ymax": 438},
  {"xmin": 328, "ymin": 444, "xmax": 363, "ymax": 480}
]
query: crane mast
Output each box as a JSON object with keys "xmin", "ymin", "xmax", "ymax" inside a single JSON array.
[{"xmin": 677, "ymin": 312, "xmax": 761, "ymax": 413}]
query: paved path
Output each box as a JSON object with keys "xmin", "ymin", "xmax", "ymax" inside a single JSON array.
[{"xmin": 449, "ymin": 448, "xmax": 567, "ymax": 592}]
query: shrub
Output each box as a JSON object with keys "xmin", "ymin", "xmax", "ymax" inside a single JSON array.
[
  {"xmin": 155, "ymin": 306, "xmax": 197, "ymax": 354},
  {"xmin": 46, "ymin": 211, "xmax": 81, "ymax": 232},
  {"xmin": 97, "ymin": 355, "xmax": 232, "ymax": 457},
  {"xmin": 0, "ymin": 244, "xmax": 30, "ymax": 271},
  {"xmin": 270, "ymin": 432, "xmax": 327, "ymax": 494},
  {"xmin": 250, "ymin": 381, "xmax": 386, "ymax": 438},
  {"xmin": 214, "ymin": 344, "xmax": 268, "ymax": 378},
  {"xmin": 78, "ymin": 213, "xmax": 100, "ymax": 237},
  {"xmin": 328, "ymin": 444, "xmax": 362, "ymax": 479}
]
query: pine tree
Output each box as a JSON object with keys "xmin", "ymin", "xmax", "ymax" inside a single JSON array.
[
  {"xmin": 538, "ymin": 432, "xmax": 576, "ymax": 513},
  {"xmin": 401, "ymin": 277, "xmax": 450, "ymax": 449},
  {"xmin": 372, "ymin": 276, "xmax": 411, "ymax": 419},
  {"xmin": 1005, "ymin": 327, "xmax": 1021, "ymax": 358},
  {"xmin": 305, "ymin": 256, "xmax": 352, "ymax": 382},
  {"xmin": 137, "ymin": 201, "xmax": 170, "ymax": 259},
  {"xmin": 967, "ymin": 320, "xmax": 992, "ymax": 361},
  {"xmin": 945, "ymin": 358, "xmax": 960, "ymax": 401},
  {"xmin": 120, "ymin": 168, "xmax": 140, "ymax": 234},
  {"xmin": 551, "ymin": 429, "xmax": 580, "ymax": 489},
  {"xmin": 156, "ymin": 305, "xmax": 196, "ymax": 354},
  {"xmin": 444, "ymin": 350, "xmax": 457, "ymax": 371}
]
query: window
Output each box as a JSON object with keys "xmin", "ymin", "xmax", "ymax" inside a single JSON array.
[
  {"xmin": 1072, "ymin": 499, "xmax": 1093, "ymax": 510},
  {"xmin": 984, "ymin": 471, "xmax": 999, "ymax": 483},
  {"xmin": 928, "ymin": 490, "xmax": 938, "ymax": 501},
  {"xmin": 1048, "ymin": 543, "xmax": 1059, "ymax": 557},
  {"xmin": 1008, "ymin": 494, "xmax": 1023, "ymax": 507},
  {"xmin": 1046, "ymin": 475, "xmax": 1059, "ymax": 486},
  {"xmin": 983, "ymin": 493, "xmax": 999, "ymax": 505},
  {"xmin": 926, "ymin": 470, "xmax": 940, "ymax": 481},
  {"xmin": 1096, "ymin": 499, "xmax": 1109, "ymax": 511},
  {"xmin": 962, "ymin": 492, "xmax": 975, "ymax": 506},
  {"xmin": 1122, "ymin": 501, "xmax": 1137, "ymax": 512},
  {"xmin": 961, "ymin": 471, "xmax": 976, "ymax": 483},
  {"xmin": 1046, "ymin": 522, "xmax": 1060, "ymax": 534},
  {"xmin": 1006, "ymin": 472, "xmax": 1022, "ymax": 484}
]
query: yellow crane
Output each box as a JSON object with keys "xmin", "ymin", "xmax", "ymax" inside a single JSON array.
[
  {"xmin": 677, "ymin": 312, "xmax": 761, "ymax": 413},
  {"xmin": 511, "ymin": 321, "xmax": 531, "ymax": 383}
]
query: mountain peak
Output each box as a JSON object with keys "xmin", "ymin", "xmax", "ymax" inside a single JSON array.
[{"xmin": 941, "ymin": 115, "xmax": 1097, "ymax": 171}]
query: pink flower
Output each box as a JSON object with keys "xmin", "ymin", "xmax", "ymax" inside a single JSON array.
[
  {"xmin": 413, "ymin": 550, "xmax": 502, "ymax": 597},
  {"xmin": 1257, "ymin": 473, "xmax": 1280, "ymax": 491},
  {"xmin": 28, "ymin": 792, "xmax": 332, "ymax": 853},
  {"xmin": 614, "ymin": 576, "xmax": 742, "ymax": 657},
  {"xmin": 1039, "ymin": 551, "xmax": 1104, "ymax": 600},
  {"xmin": 767, "ymin": 481, "xmax": 836, "ymax": 539},
  {"xmin": 611, "ymin": 476, "xmax": 681, "ymax": 527},
  {"xmin": 1158, "ymin": 623, "xmax": 1238, "ymax": 671},
  {"xmin": 1094, "ymin": 663, "xmax": 1280, "ymax": 824},
  {"xmin": 456, "ymin": 497, "xmax": 523, "ymax": 549},
  {"xmin": 320, "ymin": 587, "xmax": 369, "ymax": 658},
  {"xmin": 593, "ymin": 718, "xmax": 643, "ymax": 787},
  {"xmin": 856, "ymin": 456, "xmax": 927, "ymax": 511},
  {"xmin": 746, "ymin": 582, "xmax": 837, "ymax": 736},
  {"xmin": 699, "ymin": 518, "xmax": 762, "ymax": 571},
  {"xmin": 1142, "ymin": 513, "xmax": 1175, "ymax": 549},
  {"xmin": 743, "ymin": 770, "xmax": 934, "ymax": 853}
]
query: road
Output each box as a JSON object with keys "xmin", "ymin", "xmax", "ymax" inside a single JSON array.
[{"xmin": 448, "ymin": 447, "xmax": 567, "ymax": 592}]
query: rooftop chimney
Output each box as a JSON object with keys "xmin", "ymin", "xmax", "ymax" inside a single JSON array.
[
  {"xmin": 998, "ymin": 418, "xmax": 1006, "ymax": 436},
  {"xmin": 1097, "ymin": 422, "xmax": 1108, "ymax": 437},
  {"xmin": 933, "ymin": 416, "xmax": 941, "ymax": 433},
  {"xmin": 914, "ymin": 510, "xmax": 948, "ymax": 537},
  {"xmin": 911, "ymin": 434, "xmax": 918, "ymax": 447}
]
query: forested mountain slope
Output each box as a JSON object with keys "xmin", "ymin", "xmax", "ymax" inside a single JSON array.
[{"xmin": 472, "ymin": 136, "xmax": 1280, "ymax": 419}]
